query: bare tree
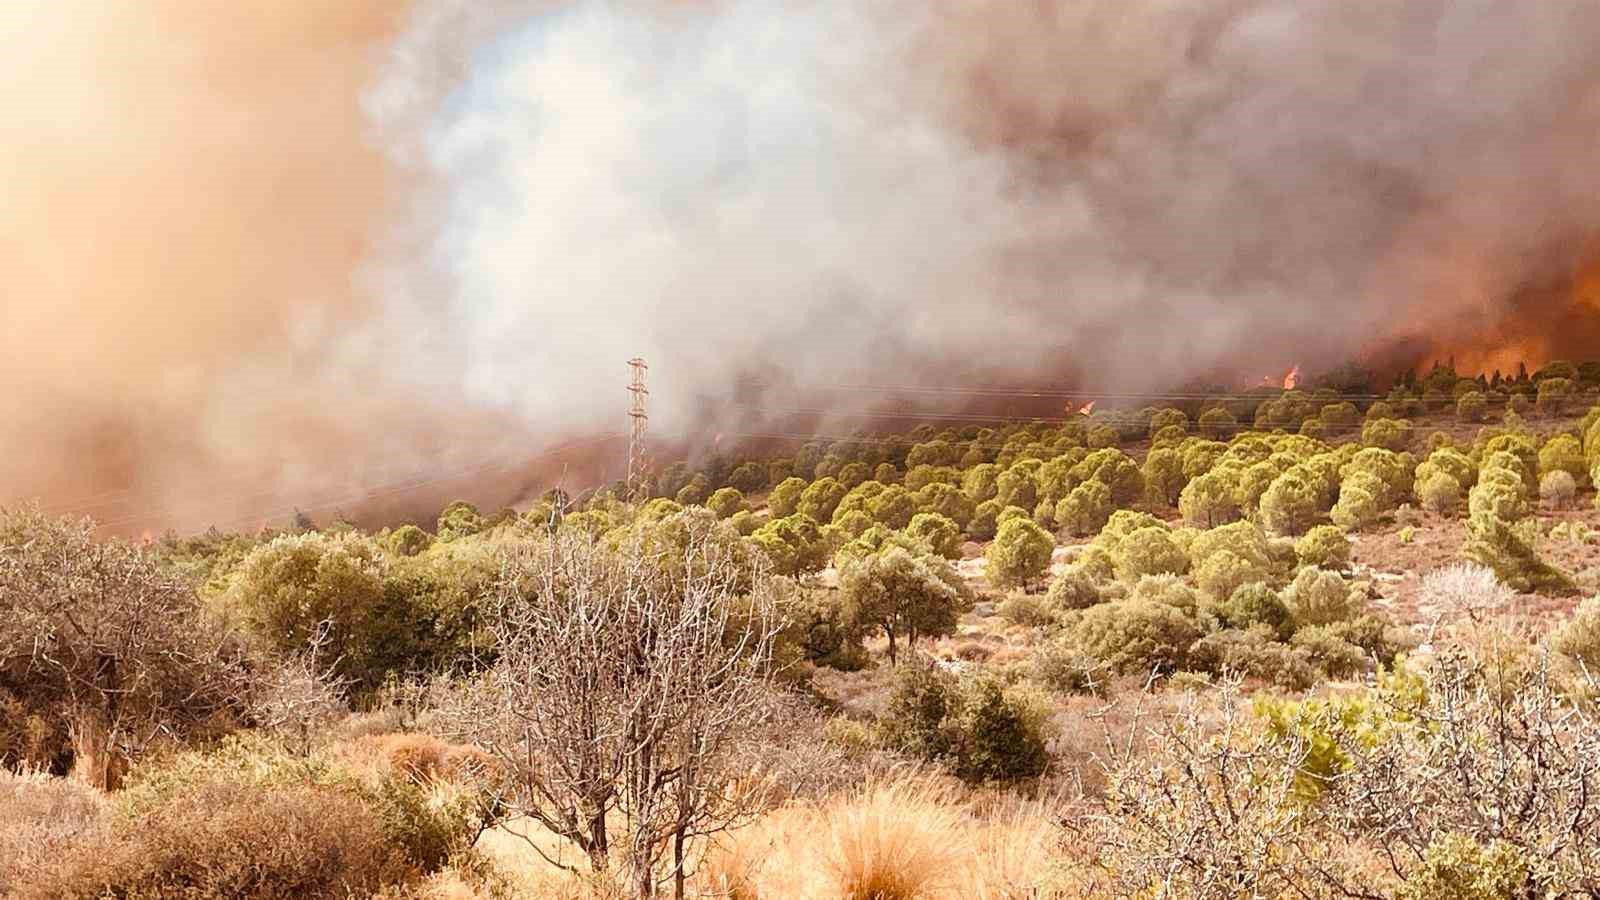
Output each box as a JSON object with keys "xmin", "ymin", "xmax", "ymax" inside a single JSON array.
[
  {"xmin": 247, "ymin": 620, "xmax": 349, "ymax": 756},
  {"xmin": 437, "ymin": 513, "xmax": 780, "ymax": 898},
  {"xmin": 0, "ymin": 507, "xmax": 250, "ymax": 788}
]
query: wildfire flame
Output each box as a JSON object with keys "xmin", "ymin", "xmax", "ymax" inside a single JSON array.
[
  {"xmin": 1077, "ymin": 401, "xmax": 1095, "ymax": 417},
  {"xmin": 1283, "ymin": 365, "xmax": 1300, "ymax": 391}
]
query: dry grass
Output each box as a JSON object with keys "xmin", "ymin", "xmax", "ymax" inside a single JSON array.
[
  {"xmin": 332, "ymin": 732, "xmax": 499, "ymax": 786},
  {"xmin": 0, "ymin": 767, "xmax": 109, "ymax": 896}
]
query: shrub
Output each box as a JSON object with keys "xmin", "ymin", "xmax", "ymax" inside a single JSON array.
[
  {"xmin": 880, "ymin": 663, "xmax": 955, "ymax": 762},
  {"xmin": 868, "ymin": 485, "xmax": 918, "ymax": 530},
  {"xmin": 749, "ymin": 514, "xmax": 829, "ymax": 577},
  {"xmin": 1294, "ymin": 525, "xmax": 1351, "ymax": 570},
  {"xmin": 967, "ymin": 499, "xmax": 1002, "ymax": 541},
  {"xmin": 994, "ymin": 467, "xmax": 1039, "ymax": 512},
  {"xmin": 728, "ymin": 461, "xmax": 768, "ymax": 494},
  {"xmin": 1179, "ymin": 470, "xmax": 1240, "ymax": 529},
  {"xmin": 1029, "ymin": 639, "xmax": 1101, "ymax": 692},
  {"xmin": 1205, "ymin": 582, "xmax": 1293, "ymax": 639},
  {"xmin": 1195, "ymin": 550, "xmax": 1270, "ymax": 602},
  {"xmin": 387, "ymin": 524, "xmax": 432, "ymax": 557},
  {"xmin": 905, "ymin": 512, "xmax": 962, "ymax": 559},
  {"xmin": 1113, "ymin": 526, "xmax": 1190, "ymax": 582},
  {"xmin": 1418, "ymin": 472, "xmax": 1462, "ymax": 515},
  {"xmin": 1456, "ymin": 391, "xmax": 1488, "ymax": 423},
  {"xmin": 962, "ymin": 464, "xmax": 1001, "ymax": 503},
  {"xmin": 1282, "ymin": 567, "xmax": 1360, "ymax": 627},
  {"xmin": 997, "ymin": 593, "xmax": 1054, "ymax": 627},
  {"xmin": 1046, "ymin": 568, "xmax": 1102, "ymax": 610},
  {"xmin": 1071, "ymin": 448, "xmax": 1146, "ymax": 507},
  {"xmin": 26, "ymin": 779, "xmax": 414, "ymax": 899},
  {"xmin": 948, "ymin": 672, "xmax": 1049, "ymax": 781},
  {"xmin": 1188, "ymin": 626, "xmax": 1316, "ymax": 690},
  {"xmin": 986, "ymin": 518, "xmax": 1055, "ymax": 590},
  {"xmin": 1330, "ymin": 472, "xmax": 1386, "ymax": 531},
  {"xmin": 1054, "ymin": 479, "xmax": 1114, "ymax": 537},
  {"xmin": 1537, "ymin": 377, "xmax": 1574, "ymax": 417},
  {"xmin": 1362, "ymin": 417, "xmax": 1413, "ymax": 452},
  {"xmin": 768, "ymin": 476, "xmax": 807, "ymax": 517},
  {"xmin": 1142, "ymin": 447, "xmax": 1189, "ymax": 507},
  {"xmin": 0, "ymin": 772, "xmax": 108, "ymax": 896},
  {"xmin": 1198, "ymin": 407, "xmax": 1238, "ymax": 439},
  {"xmin": 1542, "ymin": 470, "xmax": 1578, "ymax": 508},
  {"xmin": 798, "ymin": 477, "xmax": 849, "ymax": 523},
  {"xmin": 1552, "ymin": 596, "xmax": 1600, "ymax": 670},
  {"xmin": 1541, "ymin": 434, "xmax": 1587, "ymax": 484},
  {"xmin": 1398, "ymin": 832, "xmax": 1533, "ymax": 900},
  {"xmin": 1069, "ymin": 598, "xmax": 1204, "ymax": 675},
  {"xmin": 914, "ymin": 482, "xmax": 975, "ymax": 529},
  {"xmin": 1288, "ymin": 626, "xmax": 1369, "ymax": 678},
  {"xmin": 1258, "ymin": 468, "xmax": 1325, "ymax": 537},
  {"xmin": 706, "ymin": 486, "xmax": 747, "ymax": 519}
]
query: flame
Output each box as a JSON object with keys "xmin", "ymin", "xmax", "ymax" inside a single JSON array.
[
  {"xmin": 1077, "ymin": 401, "xmax": 1095, "ymax": 416},
  {"xmin": 1282, "ymin": 365, "xmax": 1300, "ymax": 391}
]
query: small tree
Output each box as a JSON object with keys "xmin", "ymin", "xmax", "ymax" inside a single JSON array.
[
  {"xmin": 767, "ymin": 477, "xmax": 806, "ymax": 518},
  {"xmin": 443, "ymin": 520, "xmax": 778, "ymax": 898},
  {"xmin": 1180, "ymin": 470, "xmax": 1240, "ymax": 529},
  {"xmin": 905, "ymin": 512, "xmax": 962, "ymax": 559},
  {"xmin": 839, "ymin": 547, "xmax": 970, "ymax": 664},
  {"xmin": 1054, "ymin": 479, "xmax": 1113, "ymax": 537},
  {"xmin": 436, "ymin": 500, "xmax": 488, "ymax": 542},
  {"xmin": 0, "ymin": 509, "xmax": 249, "ymax": 788},
  {"xmin": 1259, "ymin": 469, "xmax": 1324, "ymax": 537},
  {"xmin": 1142, "ymin": 447, "xmax": 1189, "ymax": 506},
  {"xmin": 986, "ymin": 518, "xmax": 1055, "ymax": 590},
  {"xmin": 705, "ymin": 487, "xmax": 747, "ymax": 519}
]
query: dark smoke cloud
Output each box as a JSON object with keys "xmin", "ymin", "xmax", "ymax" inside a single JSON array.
[{"xmin": 6, "ymin": 0, "xmax": 1600, "ymax": 531}]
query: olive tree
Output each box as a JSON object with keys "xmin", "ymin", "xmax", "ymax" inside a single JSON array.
[
  {"xmin": 0, "ymin": 508, "xmax": 250, "ymax": 788},
  {"xmin": 839, "ymin": 546, "xmax": 971, "ymax": 665}
]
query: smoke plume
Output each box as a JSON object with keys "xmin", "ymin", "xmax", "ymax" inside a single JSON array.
[{"xmin": 6, "ymin": 0, "xmax": 1600, "ymax": 531}]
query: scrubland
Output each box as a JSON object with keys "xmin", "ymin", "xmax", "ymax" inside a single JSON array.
[{"xmin": 8, "ymin": 362, "xmax": 1600, "ymax": 898}]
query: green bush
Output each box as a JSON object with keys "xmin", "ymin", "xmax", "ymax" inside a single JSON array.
[
  {"xmin": 706, "ymin": 486, "xmax": 747, "ymax": 519},
  {"xmin": 1281, "ymin": 567, "xmax": 1360, "ymax": 627},
  {"xmin": 1398, "ymin": 832, "xmax": 1532, "ymax": 900},
  {"xmin": 1287, "ymin": 626, "xmax": 1368, "ymax": 678},
  {"xmin": 1204, "ymin": 582, "xmax": 1293, "ymax": 639},
  {"xmin": 1195, "ymin": 550, "xmax": 1270, "ymax": 602},
  {"xmin": 914, "ymin": 482, "xmax": 975, "ymax": 529},
  {"xmin": 962, "ymin": 464, "xmax": 1000, "ymax": 503},
  {"xmin": 1028, "ymin": 639, "xmax": 1101, "ymax": 692},
  {"xmin": 728, "ymin": 461, "xmax": 768, "ymax": 494},
  {"xmin": 748, "ymin": 514, "xmax": 829, "ymax": 577},
  {"xmin": 1112, "ymin": 526, "xmax": 1190, "ymax": 581},
  {"xmin": 1540, "ymin": 434, "xmax": 1587, "ymax": 484},
  {"xmin": 797, "ymin": 477, "xmax": 848, "ymax": 523},
  {"xmin": 1258, "ymin": 467, "xmax": 1325, "ymax": 536},
  {"xmin": 1046, "ymin": 568, "xmax": 1102, "ymax": 610},
  {"xmin": 1054, "ymin": 479, "xmax": 1113, "ymax": 537},
  {"xmin": 1198, "ymin": 407, "xmax": 1238, "ymax": 439},
  {"xmin": 768, "ymin": 476, "xmax": 807, "ymax": 517},
  {"xmin": 1188, "ymin": 625, "xmax": 1315, "ymax": 690},
  {"xmin": 905, "ymin": 512, "xmax": 962, "ymax": 559},
  {"xmin": 1362, "ymin": 417, "xmax": 1413, "ymax": 452},
  {"xmin": 948, "ymin": 672, "xmax": 1049, "ymax": 781},
  {"xmin": 879, "ymin": 662, "xmax": 955, "ymax": 763},
  {"xmin": 1541, "ymin": 470, "xmax": 1578, "ymax": 508},
  {"xmin": 967, "ymin": 499, "xmax": 1002, "ymax": 541},
  {"xmin": 1294, "ymin": 525, "xmax": 1350, "ymax": 570},
  {"xmin": 986, "ymin": 518, "xmax": 1055, "ymax": 589},
  {"xmin": 1330, "ymin": 471, "xmax": 1386, "ymax": 531},
  {"xmin": 1418, "ymin": 472, "xmax": 1462, "ymax": 515},
  {"xmin": 997, "ymin": 593, "xmax": 1055, "ymax": 627},
  {"xmin": 1069, "ymin": 598, "xmax": 1204, "ymax": 675},
  {"xmin": 1456, "ymin": 391, "xmax": 1488, "ymax": 423},
  {"xmin": 1179, "ymin": 470, "xmax": 1240, "ymax": 529},
  {"xmin": 1552, "ymin": 595, "xmax": 1600, "ymax": 670},
  {"xmin": 387, "ymin": 524, "xmax": 432, "ymax": 557},
  {"xmin": 1142, "ymin": 447, "xmax": 1189, "ymax": 506}
]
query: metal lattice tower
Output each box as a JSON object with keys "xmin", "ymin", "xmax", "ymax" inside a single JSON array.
[{"xmin": 627, "ymin": 358, "xmax": 649, "ymax": 500}]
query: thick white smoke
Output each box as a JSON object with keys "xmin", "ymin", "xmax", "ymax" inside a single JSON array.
[{"xmin": 370, "ymin": 0, "xmax": 1600, "ymax": 441}]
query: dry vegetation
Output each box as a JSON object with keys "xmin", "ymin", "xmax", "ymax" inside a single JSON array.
[{"xmin": 9, "ymin": 361, "xmax": 1600, "ymax": 897}]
